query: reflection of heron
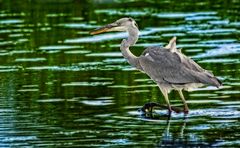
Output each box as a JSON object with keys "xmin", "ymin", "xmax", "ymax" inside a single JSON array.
[
  {"xmin": 158, "ymin": 117, "xmax": 210, "ymax": 147},
  {"xmin": 91, "ymin": 18, "xmax": 222, "ymax": 114},
  {"xmin": 140, "ymin": 113, "xmax": 210, "ymax": 147}
]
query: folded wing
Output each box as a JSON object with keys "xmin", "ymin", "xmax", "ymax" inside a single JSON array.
[{"xmin": 138, "ymin": 46, "xmax": 221, "ymax": 87}]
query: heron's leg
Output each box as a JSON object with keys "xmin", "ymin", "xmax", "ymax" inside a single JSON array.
[
  {"xmin": 158, "ymin": 86, "xmax": 172, "ymax": 113},
  {"xmin": 178, "ymin": 90, "xmax": 189, "ymax": 113}
]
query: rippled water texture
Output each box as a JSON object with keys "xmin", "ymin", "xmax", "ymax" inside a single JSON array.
[{"xmin": 0, "ymin": 0, "xmax": 239, "ymax": 147}]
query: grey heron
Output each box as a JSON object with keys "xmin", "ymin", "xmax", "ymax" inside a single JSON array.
[{"xmin": 90, "ymin": 17, "xmax": 222, "ymax": 114}]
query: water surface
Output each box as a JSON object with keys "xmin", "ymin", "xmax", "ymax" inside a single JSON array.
[{"xmin": 0, "ymin": 0, "xmax": 239, "ymax": 147}]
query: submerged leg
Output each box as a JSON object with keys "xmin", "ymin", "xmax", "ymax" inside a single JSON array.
[
  {"xmin": 158, "ymin": 85, "xmax": 172, "ymax": 113},
  {"xmin": 178, "ymin": 90, "xmax": 189, "ymax": 114}
]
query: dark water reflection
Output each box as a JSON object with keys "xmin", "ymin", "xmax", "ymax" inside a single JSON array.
[{"xmin": 0, "ymin": 0, "xmax": 239, "ymax": 147}]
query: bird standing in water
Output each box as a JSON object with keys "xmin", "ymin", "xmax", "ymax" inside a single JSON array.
[{"xmin": 90, "ymin": 18, "xmax": 222, "ymax": 114}]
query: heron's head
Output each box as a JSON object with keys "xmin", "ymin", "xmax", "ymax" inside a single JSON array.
[{"xmin": 90, "ymin": 17, "xmax": 138, "ymax": 35}]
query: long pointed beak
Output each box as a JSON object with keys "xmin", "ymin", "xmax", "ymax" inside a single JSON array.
[{"xmin": 90, "ymin": 23, "xmax": 118, "ymax": 35}]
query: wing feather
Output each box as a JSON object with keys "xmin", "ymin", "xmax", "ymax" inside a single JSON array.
[{"xmin": 138, "ymin": 47, "xmax": 221, "ymax": 87}]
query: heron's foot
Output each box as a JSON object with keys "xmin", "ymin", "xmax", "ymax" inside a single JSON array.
[
  {"xmin": 183, "ymin": 108, "xmax": 189, "ymax": 114},
  {"xmin": 139, "ymin": 102, "xmax": 160, "ymax": 113},
  {"xmin": 139, "ymin": 102, "xmax": 182, "ymax": 114}
]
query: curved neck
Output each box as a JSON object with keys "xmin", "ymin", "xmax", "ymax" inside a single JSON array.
[
  {"xmin": 120, "ymin": 26, "xmax": 141, "ymax": 70},
  {"xmin": 127, "ymin": 26, "xmax": 139, "ymax": 46}
]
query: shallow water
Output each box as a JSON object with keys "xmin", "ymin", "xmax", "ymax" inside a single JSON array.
[{"xmin": 0, "ymin": 0, "xmax": 239, "ymax": 147}]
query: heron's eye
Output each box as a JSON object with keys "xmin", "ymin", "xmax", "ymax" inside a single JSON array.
[
  {"xmin": 128, "ymin": 18, "xmax": 133, "ymax": 22},
  {"xmin": 134, "ymin": 22, "xmax": 138, "ymax": 28}
]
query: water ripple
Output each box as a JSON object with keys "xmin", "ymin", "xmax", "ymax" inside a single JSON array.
[
  {"xmin": 81, "ymin": 97, "xmax": 114, "ymax": 106},
  {"xmin": 86, "ymin": 52, "xmax": 122, "ymax": 57},
  {"xmin": 57, "ymin": 23, "xmax": 99, "ymax": 29},
  {"xmin": 15, "ymin": 58, "xmax": 46, "ymax": 62},
  {"xmin": 62, "ymin": 81, "xmax": 113, "ymax": 87},
  {"xmin": 153, "ymin": 12, "xmax": 217, "ymax": 19},
  {"xmin": 194, "ymin": 44, "xmax": 240, "ymax": 58},
  {"xmin": 39, "ymin": 45, "xmax": 82, "ymax": 51},
  {"xmin": 0, "ymin": 19, "xmax": 24, "ymax": 24}
]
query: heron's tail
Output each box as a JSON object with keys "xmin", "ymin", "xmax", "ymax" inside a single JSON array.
[
  {"xmin": 209, "ymin": 76, "xmax": 222, "ymax": 88},
  {"xmin": 195, "ymin": 71, "xmax": 222, "ymax": 88},
  {"xmin": 199, "ymin": 73, "xmax": 222, "ymax": 88}
]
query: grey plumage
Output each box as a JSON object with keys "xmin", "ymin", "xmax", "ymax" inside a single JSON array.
[
  {"xmin": 138, "ymin": 46, "xmax": 221, "ymax": 88},
  {"xmin": 91, "ymin": 17, "xmax": 222, "ymax": 113}
]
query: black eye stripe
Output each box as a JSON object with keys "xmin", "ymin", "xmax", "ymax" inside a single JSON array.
[{"xmin": 134, "ymin": 22, "xmax": 138, "ymax": 28}]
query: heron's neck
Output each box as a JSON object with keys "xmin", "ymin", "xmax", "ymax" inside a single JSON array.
[
  {"xmin": 120, "ymin": 27, "xmax": 141, "ymax": 69},
  {"xmin": 127, "ymin": 27, "xmax": 139, "ymax": 46}
]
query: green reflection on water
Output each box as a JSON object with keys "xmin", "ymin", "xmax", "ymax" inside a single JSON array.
[{"xmin": 0, "ymin": 0, "xmax": 239, "ymax": 147}]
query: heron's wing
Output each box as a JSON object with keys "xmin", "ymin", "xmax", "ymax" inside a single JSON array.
[
  {"xmin": 175, "ymin": 52, "xmax": 215, "ymax": 77},
  {"xmin": 180, "ymin": 54, "xmax": 204, "ymax": 72},
  {"xmin": 138, "ymin": 47, "xmax": 220, "ymax": 86},
  {"xmin": 139, "ymin": 47, "xmax": 197, "ymax": 84},
  {"xmin": 164, "ymin": 37, "xmax": 209, "ymax": 73}
]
